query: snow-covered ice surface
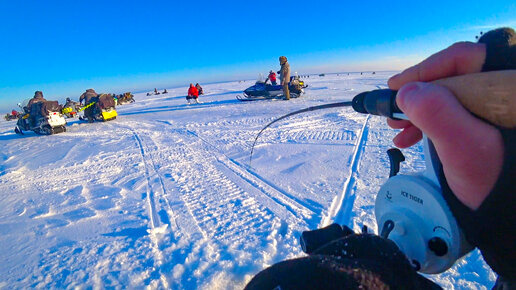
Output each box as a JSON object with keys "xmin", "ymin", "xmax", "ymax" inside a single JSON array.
[{"xmin": 0, "ymin": 72, "xmax": 495, "ymax": 289}]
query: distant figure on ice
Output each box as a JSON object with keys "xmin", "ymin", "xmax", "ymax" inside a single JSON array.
[
  {"xmin": 163, "ymin": 89, "xmax": 168, "ymax": 94},
  {"xmin": 266, "ymin": 70, "xmax": 277, "ymax": 85},
  {"xmin": 279, "ymin": 56, "xmax": 291, "ymax": 100},
  {"xmin": 195, "ymin": 83, "xmax": 204, "ymax": 95},
  {"xmin": 154, "ymin": 88, "xmax": 160, "ymax": 95},
  {"xmin": 187, "ymin": 83, "xmax": 200, "ymax": 104}
]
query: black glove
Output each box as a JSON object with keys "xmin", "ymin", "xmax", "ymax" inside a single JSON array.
[
  {"xmin": 439, "ymin": 27, "xmax": 516, "ymax": 283},
  {"xmin": 246, "ymin": 227, "xmax": 441, "ymax": 290}
]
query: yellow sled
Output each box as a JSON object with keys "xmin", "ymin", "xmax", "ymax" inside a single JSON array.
[{"xmin": 101, "ymin": 108, "xmax": 118, "ymax": 121}]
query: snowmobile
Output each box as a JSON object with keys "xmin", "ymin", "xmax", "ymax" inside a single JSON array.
[
  {"xmin": 81, "ymin": 94, "xmax": 118, "ymax": 122},
  {"xmin": 236, "ymin": 75, "xmax": 306, "ymax": 101},
  {"xmin": 117, "ymin": 92, "xmax": 135, "ymax": 105},
  {"xmin": 15, "ymin": 100, "xmax": 67, "ymax": 135},
  {"xmin": 61, "ymin": 101, "xmax": 82, "ymax": 118},
  {"xmin": 4, "ymin": 112, "xmax": 19, "ymax": 121}
]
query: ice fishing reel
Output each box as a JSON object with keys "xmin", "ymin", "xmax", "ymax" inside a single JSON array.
[
  {"xmin": 375, "ymin": 138, "xmax": 473, "ymax": 273},
  {"xmin": 301, "ymin": 141, "xmax": 473, "ymax": 274},
  {"xmin": 354, "ymin": 89, "xmax": 473, "ymax": 273},
  {"xmin": 299, "ymin": 89, "xmax": 473, "ymax": 274}
]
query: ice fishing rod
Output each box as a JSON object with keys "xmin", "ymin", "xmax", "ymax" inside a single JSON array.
[
  {"xmin": 250, "ymin": 70, "xmax": 516, "ymax": 164},
  {"xmin": 249, "ymin": 101, "xmax": 353, "ymax": 164},
  {"xmin": 77, "ymin": 101, "xmax": 96, "ymax": 112},
  {"xmin": 250, "ymin": 70, "xmax": 516, "ymax": 274}
]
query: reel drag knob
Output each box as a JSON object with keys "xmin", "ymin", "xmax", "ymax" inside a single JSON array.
[{"xmin": 428, "ymin": 237, "xmax": 448, "ymax": 257}]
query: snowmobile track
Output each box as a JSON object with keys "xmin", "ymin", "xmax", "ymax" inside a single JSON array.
[
  {"xmin": 126, "ymin": 121, "xmax": 297, "ymax": 276},
  {"xmin": 127, "ymin": 127, "xmax": 178, "ymax": 288},
  {"xmin": 156, "ymin": 120, "xmax": 315, "ymax": 222},
  {"xmin": 321, "ymin": 115, "xmax": 370, "ymax": 227},
  {"xmin": 181, "ymin": 127, "xmax": 314, "ymax": 221},
  {"xmin": 132, "ymin": 131, "xmax": 162, "ymax": 229}
]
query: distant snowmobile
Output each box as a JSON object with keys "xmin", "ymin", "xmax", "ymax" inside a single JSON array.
[
  {"xmin": 4, "ymin": 112, "xmax": 19, "ymax": 121},
  {"xmin": 15, "ymin": 100, "xmax": 67, "ymax": 135},
  {"xmin": 236, "ymin": 75, "xmax": 307, "ymax": 101},
  {"xmin": 117, "ymin": 92, "xmax": 135, "ymax": 105},
  {"xmin": 61, "ymin": 100, "xmax": 82, "ymax": 118}
]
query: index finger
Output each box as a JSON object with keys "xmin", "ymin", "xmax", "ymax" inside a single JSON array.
[{"xmin": 388, "ymin": 42, "xmax": 486, "ymax": 90}]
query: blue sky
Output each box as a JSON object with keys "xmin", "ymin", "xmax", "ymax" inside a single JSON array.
[{"xmin": 0, "ymin": 0, "xmax": 515, "ymax": 111}]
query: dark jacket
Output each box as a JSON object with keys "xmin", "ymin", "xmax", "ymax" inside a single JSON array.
[
  {"xmin": 79, "ymin": 89, "xmax": 98, "ymax": 105},
  {"xmin": 26, "ymin": 91, "xmax": 46, "ymax": 113},
  {"xmin": 195, "ymin": 84, "xmax": 204, "ymax": 95}
]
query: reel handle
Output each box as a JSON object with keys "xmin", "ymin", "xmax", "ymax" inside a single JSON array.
[{"xmin": 352, "ymin": 70, "xmax": 516, "ymax": 129}]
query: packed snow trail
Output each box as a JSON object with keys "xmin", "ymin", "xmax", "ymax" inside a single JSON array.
[
  {"xmin": 322, "ymin": 114, "xmax": 370, "ymax": 227},
  {"xmin": 0, "ymin": 73, "xmax": 495, "ymax": 289}
]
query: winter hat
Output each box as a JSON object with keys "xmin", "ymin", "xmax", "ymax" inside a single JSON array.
[
  {"xmin": 478, "ymin": 27, "xmax": 516, "ymax": 71},
  {"xmin": 279, "ymin": 56, "xmax": 287, "ymax": 64},
  {"xmin": 34, "ymin": 91, "xmax": 43, "ymax": 98}
]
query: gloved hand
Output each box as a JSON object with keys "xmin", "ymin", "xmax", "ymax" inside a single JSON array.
[{"xmin": 246, "ymin": 227, "xmax": 441, "ymax": 290}]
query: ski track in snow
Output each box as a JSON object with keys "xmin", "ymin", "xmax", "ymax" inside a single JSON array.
[
  {"xmin": 0, "ymin": 73, "xmax": 496, "ymax": 289},
  {"xmin": 321, "ymin": 114, "xmax": 370, "ymax": 228}
]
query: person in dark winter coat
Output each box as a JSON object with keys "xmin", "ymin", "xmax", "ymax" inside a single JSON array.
[
  {"xmin": 24, "ymin": 91, "xmax": 47, "ymax": 129},
  {"xmin": 79, "ymin": 89, "xmax": 99, "ymax": 121},
  {"xmin": 79, "ymin": 89, "xmax": 98, "ymax": 106},
  {"xmin": 247, "ymin": 27, "xmax": 516, "ymax": 290},
  {"xmin": 26, "ymin": 91, "xmax": 46, "ymax": 110},
  {"xmin": 279, "ymin": 56, "xmax": 291, "ymax": 100},
  {"xmin": 187, "ymin": 83, "xmax": 199, "ymax": 104},
  {"xmin": 195, "ymin": 83, "xmax": 204, "ymax": 95}
]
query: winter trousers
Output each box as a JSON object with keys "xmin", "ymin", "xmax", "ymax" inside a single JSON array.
[{"xmin": 282, "ymin": 84, "xmax": 290, "ymax": 100}]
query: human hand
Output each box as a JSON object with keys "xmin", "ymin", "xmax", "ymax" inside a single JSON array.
[{"xmin": 387, "ymin": 42, "xmax": 504, "ymax": 210}]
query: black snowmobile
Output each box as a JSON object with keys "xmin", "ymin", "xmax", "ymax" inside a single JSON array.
[
  {"xmin": 237, "ymin": 75, "xmax": 306, "ymax": 101},
  {"xmin": 15, "ymin": 100, "xmax": 67, "ymax": 135}
]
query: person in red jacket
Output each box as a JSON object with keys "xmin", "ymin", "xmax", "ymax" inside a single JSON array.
[
  {"xmin": 266, "ymin": 70, "xmax": 277, "ymax": 85},
  {"xmin": 187, "ymin": 83, "xmax": 199, "ymax": 104}
]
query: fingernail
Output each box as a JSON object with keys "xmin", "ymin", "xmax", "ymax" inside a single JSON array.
[{"xmin": 397, "ymin": 82, "xmax": 422, "ymax": 111}]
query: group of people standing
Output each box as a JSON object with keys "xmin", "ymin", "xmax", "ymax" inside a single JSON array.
[
  {"xmin": 185, "ymin": 56, "xmax": 291, "ymax": 104},
  {"xmin": 187, "ymin": 83, "xmax": 204, "ymax": 104}
]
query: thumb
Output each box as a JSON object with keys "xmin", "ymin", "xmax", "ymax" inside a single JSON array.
[{"xmin": 396, "ymin": 82, "xmax": 503, "ymax": 209}]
